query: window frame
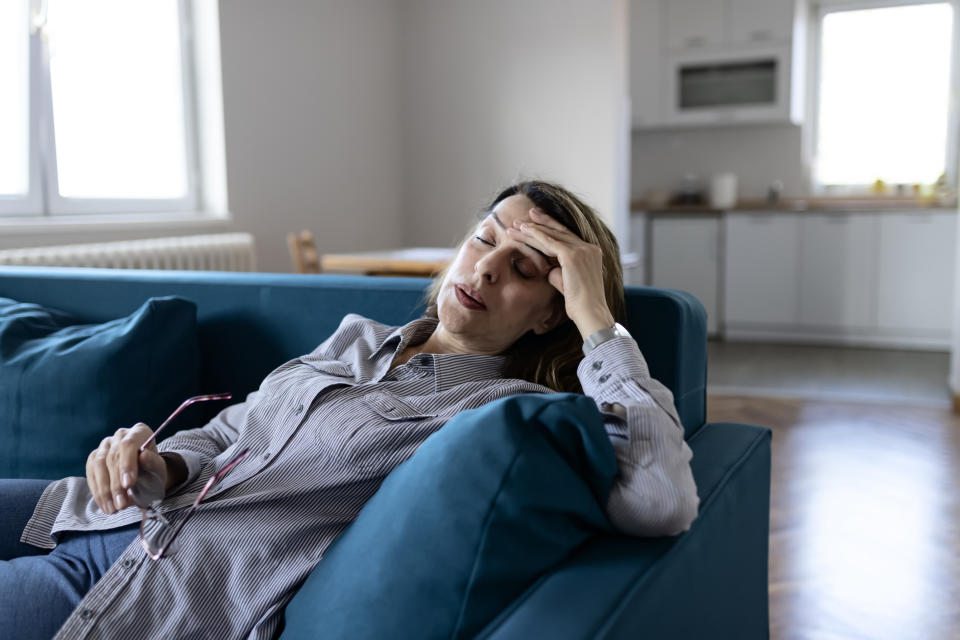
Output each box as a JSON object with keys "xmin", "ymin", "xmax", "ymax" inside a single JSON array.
[
  {"xmin": 0, "ymin": 2, "xmax": 42, "ymax": 217},
  {"xmin": 0, "ymin": 0, "xmax": 201, "ymax": 218},
  {"xmin": 805, "ymin": 0, "xmax": 960, "ymax": 196}
]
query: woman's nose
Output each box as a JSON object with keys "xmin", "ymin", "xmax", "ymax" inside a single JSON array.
[{"xmin": 476, "ymin": 248, "xmax": 506, "ymax": 284}]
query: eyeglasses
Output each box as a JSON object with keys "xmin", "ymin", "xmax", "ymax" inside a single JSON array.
[{"xmin": 129, "ymin": 393, "xmax": 250, "ymax": 560}]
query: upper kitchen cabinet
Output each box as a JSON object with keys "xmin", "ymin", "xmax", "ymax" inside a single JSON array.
[
  {"xmin": 664, "ymin": 0, "xmax": 725, "ymax": 51},
  {"xmin": 664, "ymin": 0, "xmax": 796, "ymax": 51},
  {"xmin": 727, "ymin": 0, "xmax": 796, "ymax": 47},
  {"xmin": 630, "ymin": 0, "xmax": 806, "ymax": 128}
]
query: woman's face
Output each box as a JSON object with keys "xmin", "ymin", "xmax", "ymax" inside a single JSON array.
[{"xmin": 435, "ymin": 194, "xmax": 564, "ymax": 354}]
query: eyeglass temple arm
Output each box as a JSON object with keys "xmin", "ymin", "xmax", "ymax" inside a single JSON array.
[{"xmin": 139, "ymin": 392, "xmax": 233, "ymax": 453}]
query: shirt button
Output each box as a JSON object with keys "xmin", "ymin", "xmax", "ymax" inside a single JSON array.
[
  {"xmin": 262, "ymin": 452, "xmax": 271, "ymax": 461},
  {"xmin": 121, "ymin": 558, "xmax": 134, "ymax": 569},
  {"xmin": 592, "ymin": 360, "xmax": 603, "ymax": 370},
  {"xmin": 78, "ymin": 609, "xmax": 95, "ymax": 620},
  {"xmin": 295, "ymin": 404, "xmax": 304, "ymax": 415},
  {"xmin": 600, "ymin": 402, "xmax": 612, "ymax": 411},
  {"xmin": 598, "ymin": 374, "xmax": 610, "ymax": 383}
]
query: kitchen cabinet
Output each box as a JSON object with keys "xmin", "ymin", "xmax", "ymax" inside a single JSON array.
[
  {"xmin": 649, "ymin": 215, "xmax": 721, "ymax": 335},
  {"xmin": 876, "ymin": 212, "xmax": 956, "ymax": 336},
  {"xmin": 664, "ymin": 0, "xmax": 725, "ymax": 51},
  {"xmin": 724, "ymin": 212, "xmax": 801, "ymax": 328},
  {"xmin": 728, "ymin": 0, "xmax": 796, "ymax": 47},
  {"xmin": 664, "ymin": 0, "xmax": 796, "ymax": 51},
  {"xmin": 722, "ymin": 210, "xmax": 956, "ymax": 349},
  {"xmin": 627, "ymin": 211, "xmax": 647, "ymax": 285},
  {"xmin": 798, "ymin": 213, "xmax": 877, "ymax": 330}
]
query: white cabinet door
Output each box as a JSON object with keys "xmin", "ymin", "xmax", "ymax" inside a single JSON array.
[
  {"xmin": 798, "ymin": 213, "xmax": 877, "ymax": 330},
  {"xmin": 724, "ymin": 212, "xmax": 801, "ymax": 326},
  {"xmin": 629, "ymin": 0, "xmax": 663, "ymax": 127},
  {"xmin": 728, "ymin": 0, "xmax": 795, "ymax": 46},
  {"xmin": 664, "ymin": 0, "xmax": 725, "ymax": 51},
  {"xmin": 876, "ymin": 212, "xmax": 956, "ymax": 334},
  {"xmin": 650, "ymin": 216, "xmax": 721, "ymax": 335},
  {"xmin": 626, "ymin": 210, "xmax": 647, "ymax": 286}
]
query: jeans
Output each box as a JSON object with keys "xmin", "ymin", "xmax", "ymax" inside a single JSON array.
[{"xmin": 0, "ymin": 479, "xmax": 138, "ymax": 640}]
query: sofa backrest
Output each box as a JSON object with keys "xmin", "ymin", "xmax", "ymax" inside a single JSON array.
[{"xmin": 0, "ymin": 267, "xmax": 707, "ymax": 436}]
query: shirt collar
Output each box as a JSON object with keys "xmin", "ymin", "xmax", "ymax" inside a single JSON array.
[
  {"xmin": 369, "ymin": 316, "xmax": 507, "ymax": 390},
  {"xmin": 369, "ymin": 316, "xmax": 438, "ymax": 361}
]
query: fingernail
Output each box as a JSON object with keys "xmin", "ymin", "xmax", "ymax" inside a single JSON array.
[
  {"xmin": 122, "ymin": 473, "xmax": 131, "ymax": 488},
  {"xmin": 114, "ymin": 494, "xmax": 123, "ymax": 510}
]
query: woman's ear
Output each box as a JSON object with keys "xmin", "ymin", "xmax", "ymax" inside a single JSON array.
[{"xmin": 533, "ymin": 297, "xmax": 567, "ymax": 335}]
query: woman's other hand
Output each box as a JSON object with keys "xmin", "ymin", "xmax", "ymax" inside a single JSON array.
[
  {"xmin": 85, "ymin": 423, "xmax": 167, "ymax": 514},
  {"xmin": 507, "ymin": 208, "xmax": 616, "ymax": 339}
]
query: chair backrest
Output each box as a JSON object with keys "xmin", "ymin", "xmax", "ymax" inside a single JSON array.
[
  {"xmin": 0, "ymin": 267, "xmax": 707, "ymax": 436},
  {"xmin": 287, "ymin": 230, "xmax": 320, "ymax": 274}
]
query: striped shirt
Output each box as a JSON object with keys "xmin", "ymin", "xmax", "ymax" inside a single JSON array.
[{"xmin": 21, "ymin": 313, "xmax": 699, "ymax": 639}]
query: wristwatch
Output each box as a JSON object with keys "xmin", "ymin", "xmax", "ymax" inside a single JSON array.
[{"xmin": 582, "ymin": 322, "xmax": 631, "ymax": 357}]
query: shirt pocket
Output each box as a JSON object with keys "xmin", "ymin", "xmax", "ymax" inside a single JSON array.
[{"xmin": 315, "ymin": 391, "xmax": 439, "ymax": 472}]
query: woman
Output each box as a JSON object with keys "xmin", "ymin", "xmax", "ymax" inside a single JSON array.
[{"xmin": 1, "ymin": 181, "xmax": 699, "ymax": 639}]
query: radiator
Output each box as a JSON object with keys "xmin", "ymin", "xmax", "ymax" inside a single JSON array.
[{"xmin": 0, "ymin": 233, "xmax": 256, "ymax": 271}]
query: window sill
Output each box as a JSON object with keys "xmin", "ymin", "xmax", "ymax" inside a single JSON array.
[{"xmin": 0, "ymin": 211, "xmax": 234, "ymax": 235}]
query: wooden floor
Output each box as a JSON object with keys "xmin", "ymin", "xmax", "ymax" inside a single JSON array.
[{"xmin": 707, "ymin": 394, "xmax": 960, "ymax": 640}]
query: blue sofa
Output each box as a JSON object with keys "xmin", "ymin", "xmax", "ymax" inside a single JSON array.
[{"xmin": 0, "ymin": 266, "xmax": 770, "ymax": 638}]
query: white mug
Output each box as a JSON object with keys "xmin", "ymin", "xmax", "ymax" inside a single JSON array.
[{"xmin": 709, "ymin": 173, "xmax": 738, "ymax": 209}]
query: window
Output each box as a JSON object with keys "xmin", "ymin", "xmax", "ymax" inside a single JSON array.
[
  {"xmin": 0, "ymin": 0, "xmax": 199, "ymax": 217},
  {"xmin": 811, "ymin": 1, "xmax": 955, "ymax": 192}
]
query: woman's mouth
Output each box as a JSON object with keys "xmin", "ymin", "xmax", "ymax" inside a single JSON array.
[{"xmin": 455, "ymin": 285, "xmax": 486, "ymax": 311}]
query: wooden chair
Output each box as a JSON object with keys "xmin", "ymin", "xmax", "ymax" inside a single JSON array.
[{"xmin": 287, "ymin": 230, "xmax": 321, "ymax": 274}]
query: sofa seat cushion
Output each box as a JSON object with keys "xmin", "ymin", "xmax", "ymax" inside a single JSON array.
[
  {"xmin": 0, "ymin": 296, "xmax": 200, "ymax": 479},
  {"xmin": 280, "ymin": 393, "xmax": 617, "ymax": 640}
]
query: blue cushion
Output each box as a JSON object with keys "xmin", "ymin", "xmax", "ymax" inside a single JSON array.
[
  {"xmin": 0, "ymin": 296, "xmax": 200, "ymax": 479},
  {"xmin": 280, "ymin": 393, "xmax": 617, "ymax": 640}
]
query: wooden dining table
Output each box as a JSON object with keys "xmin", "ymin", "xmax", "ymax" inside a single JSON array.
[{"xmin": 320, "ymin": 247, "xmax": 456, "ymax": 277}]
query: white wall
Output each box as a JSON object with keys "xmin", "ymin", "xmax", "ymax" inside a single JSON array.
[
  {"xmin": 398, "ymin": 0, "xmax": 630, "ymax": 248},
  {"xmin": 631, "ymin": 124, "xmax": 805, "ymax": 202},
  {"xmin": 219, "ymin": 0, "xmax": 404, "ymax": 272}
]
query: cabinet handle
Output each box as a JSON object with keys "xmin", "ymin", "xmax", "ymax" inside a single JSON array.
[
  {"xmin": 749, "ymin": 29, "xmax": 773, "ymax": 42},
  {"xmin": 684, "ymin": 36, "xmax": 706, "ymax": 48}
]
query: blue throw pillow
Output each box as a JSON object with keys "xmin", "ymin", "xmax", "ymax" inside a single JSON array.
[
  {"xmin": 280, "ymin": 393, "xmax": 617, "ymax": 640},
  {"xmin": 0, "ymin": 296, "xmax": 200, "ymax": 479}
]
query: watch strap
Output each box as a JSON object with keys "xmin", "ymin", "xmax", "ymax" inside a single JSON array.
[{"xmin": 582, "ymin": 322, "xmax": 630, "ymax": 357}]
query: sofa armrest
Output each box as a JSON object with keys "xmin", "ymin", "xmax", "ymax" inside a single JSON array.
[{"xmin": 477, "ymin": 422, "xmax": 771, "ymax": 640}]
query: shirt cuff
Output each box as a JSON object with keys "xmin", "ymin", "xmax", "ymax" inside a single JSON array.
[
  {"xmin": 157, "ymin": 448, "xmax": 203, "ymax": 494},
  {"xmin": 576, "ymin": 335, "xmax": 650, "ymax": 399}
]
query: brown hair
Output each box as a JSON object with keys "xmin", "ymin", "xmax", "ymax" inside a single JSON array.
[{"xmin": 423, "ymin": 180, "xmax": 625, "ymax": 393}]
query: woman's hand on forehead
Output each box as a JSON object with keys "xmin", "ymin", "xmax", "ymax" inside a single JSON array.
[{"xmin": 507, "ymin": 208, "xmax": 615, "ymax": 339}]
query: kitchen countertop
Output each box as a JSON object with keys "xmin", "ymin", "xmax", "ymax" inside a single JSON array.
[{"xmin": 631, "ymin": 197, "xmax": 957, "ymax": 213}]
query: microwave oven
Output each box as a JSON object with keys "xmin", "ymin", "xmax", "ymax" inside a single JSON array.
[{"xmin": 661, "ymin": 44, "xmax": 803, "ymax": 126}]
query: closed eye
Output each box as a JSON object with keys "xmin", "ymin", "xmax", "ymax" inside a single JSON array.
[{"xmin": 474, "ymin": 234, "xmax": 542, "ymax": 279}]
